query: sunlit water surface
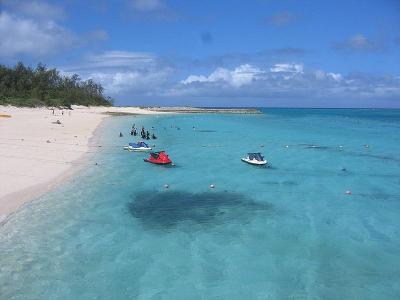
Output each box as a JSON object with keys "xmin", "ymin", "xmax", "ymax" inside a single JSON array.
[{"xmin": 1, "ymin": 109, "xmax": 400, "ymax": 299}]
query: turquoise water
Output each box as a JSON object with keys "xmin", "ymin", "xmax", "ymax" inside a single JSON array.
[{"xmin": 1, "ymin": 109, "xmax": 400, "ymax": 299}]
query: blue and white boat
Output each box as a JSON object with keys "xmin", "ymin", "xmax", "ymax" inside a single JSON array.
[
  {"xmin": 124, "ymin": 141, "xmax": 152, "ymax": 151},
  {"xmin": 241, "ymin": 152, "xmax": 267, "ymax": 165}
]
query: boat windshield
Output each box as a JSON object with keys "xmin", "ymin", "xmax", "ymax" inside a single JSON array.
[
  {"xmin": 248, "ymin": 153, "xmax": 264, "ymax": 161},
  {"xmin": 150, "ymin": 152, "xmax": 160, "ymax": 159}
]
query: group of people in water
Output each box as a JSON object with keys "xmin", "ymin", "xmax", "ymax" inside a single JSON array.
[{"xmin": 119, "ymin": 124, "xmax": 157, "ymax": 140}]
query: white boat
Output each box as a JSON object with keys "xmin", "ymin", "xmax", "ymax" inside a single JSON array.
[
  {"xmin": 124, "ymin": 141, "xmax": 152, "ymax": 152},
  {"xmin": 241, "ymin": 153, "xmax": 267, "ymax": 165}
]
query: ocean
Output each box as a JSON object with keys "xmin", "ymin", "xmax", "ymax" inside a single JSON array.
[{"xmin": 1, "ymin": 108, "xmax": 400, "ymax": 299}]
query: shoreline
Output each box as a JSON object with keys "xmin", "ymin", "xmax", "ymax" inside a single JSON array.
[
  {"xmin": 0, "ymin": 104, "xmax": 261, "ymax": 224},
  {"xmin": 0, "ymin": 105, "xmax": 164, "ymax": 224}
]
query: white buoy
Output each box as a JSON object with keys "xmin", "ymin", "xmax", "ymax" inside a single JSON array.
[
  {"xmin": 210, "ymin": 184, "xmax": 215, "ymax": 189},
  {"xmin": 285, "ymin": 145, "xmax": 289, "ymax": 148}
]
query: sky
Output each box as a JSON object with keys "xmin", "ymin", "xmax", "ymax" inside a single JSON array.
[{"xmin": 0, "ymin": 0, "xmax": 400, "ymax": 107}]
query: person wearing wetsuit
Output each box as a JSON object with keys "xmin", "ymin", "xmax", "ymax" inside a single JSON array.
[
  {"xmin": 119, "ymin": 132, "xmax": 123, "ymax": 137},
  {"xmin": 152, "ymin": 133, "xmax": 157, "ymax": 139},
  {"xmin": 146, "ymin": 131, "xmax": 150, "ymax": 140}
]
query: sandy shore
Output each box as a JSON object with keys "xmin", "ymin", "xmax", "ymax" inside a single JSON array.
[{"xmin": 0, "ymin": 105, "xmax": 163, "ymax": 223}]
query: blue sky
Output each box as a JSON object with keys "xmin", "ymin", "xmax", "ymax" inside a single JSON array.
[{"xmin": 1, "ymin": 0, "xmax": 399, "ymax": 107}]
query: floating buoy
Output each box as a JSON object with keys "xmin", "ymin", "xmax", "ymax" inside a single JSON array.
[
  {"xmin": 164, "ymin": 184, "xmax": 169, "ymax": 189},
  {"xmin": 285, "ymin": 145, "xmax": 289, "ymax": 148},
  {"xmin": 345, "ymin": 190, "xmax": 352, "ymax": 195},
  {"xmin": 210, "ymin": 184, "xmax": 215, "ymax": 189}
]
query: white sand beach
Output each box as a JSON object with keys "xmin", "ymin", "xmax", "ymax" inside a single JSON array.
[{"xmin": 0, "ymin": 106, "xmax": 163, "ymax": 222}]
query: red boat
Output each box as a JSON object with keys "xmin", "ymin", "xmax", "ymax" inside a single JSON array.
[{"xmin": 144, "ymin": 151, "xmax": 172, "ymax": 165}]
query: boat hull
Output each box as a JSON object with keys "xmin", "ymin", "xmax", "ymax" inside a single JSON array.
[
  {"xmin": 241, "ymin": 158, "xmax": 267, "ymax": 165},
  {"xmin": 124, "ymin": 146, "xmax": 152, "ymax": 151},
  {"xmin": 144, "ymin": 159, "xmax": 172, "ymax": 165}
]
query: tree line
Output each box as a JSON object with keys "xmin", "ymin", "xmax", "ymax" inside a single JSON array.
[{"xmin": 0, "ymin": 62, "xmax": 113, "ymax": 107}]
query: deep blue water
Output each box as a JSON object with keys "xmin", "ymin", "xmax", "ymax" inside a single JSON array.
[{"xmin": 1, "ymin": 109, "xmax": 400, "ymax": 299}]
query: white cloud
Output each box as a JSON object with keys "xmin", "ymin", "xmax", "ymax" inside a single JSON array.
[
  {"xmin": 327, "ymin": 72, "xmax": 342, "ymax": 81},
  {"xmin": 2, "ymin": 0, "xmax": 65, "ymax": 20},
  {"xmin": 270, "ymin": 63, "xmax": 303, "ymax": 73},
  {"xmin": 62, "ymin": 50, "xmax": 172, "ymax": 95},
  {"xmin": 0, "ymin": 11, "xmax": 75, "ymax": 57},
  {"xmin": 88, "ymin": 69, "xmax": 170, "ymax": 94},
  {"xmin": 181, "ymin": 64, "xmax": 263, "ymax": 87},
  {"xmin": 63, "ymin": 51, "xmax": 159, "ymax": 73},
  {"xmin": 314, "ymin": 71, "xmax": 342, "ymax": 81},
  {"xmin": 171, "ymin": 62, "xmax": 400, "ymax": 103},
  {"xmin": 127, "ymin": 0, "xmax": 177, "ymax": 21},
  {"xmin": 334, "ymin": 34, "xmax": 385, "ymax": 52},
  {"xmin": 17, "ymin": 1, "xmax": 65, "ymax": 20}
]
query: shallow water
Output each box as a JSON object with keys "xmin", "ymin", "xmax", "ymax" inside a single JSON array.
[{"xmin": 1, "ymin": 109, "xmax": 400, "ymax": 299}]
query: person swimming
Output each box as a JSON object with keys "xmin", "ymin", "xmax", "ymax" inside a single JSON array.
[
  {"xmin": 146, "ymin": 131, "xmax": 150, "ymax": 140},
  {"xmin": 152, "ymin": 133, "xmax": 157, "ymax": 139}
]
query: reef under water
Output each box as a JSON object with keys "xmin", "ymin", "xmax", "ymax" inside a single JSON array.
[{"xmin": 128, "ymin": 190, "xmax": 272, "ymax": 230}]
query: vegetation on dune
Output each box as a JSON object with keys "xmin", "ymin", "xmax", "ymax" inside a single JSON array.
[{"xmin": 0, "ymin": 62, "xmax": 113, "ymax": 107}]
